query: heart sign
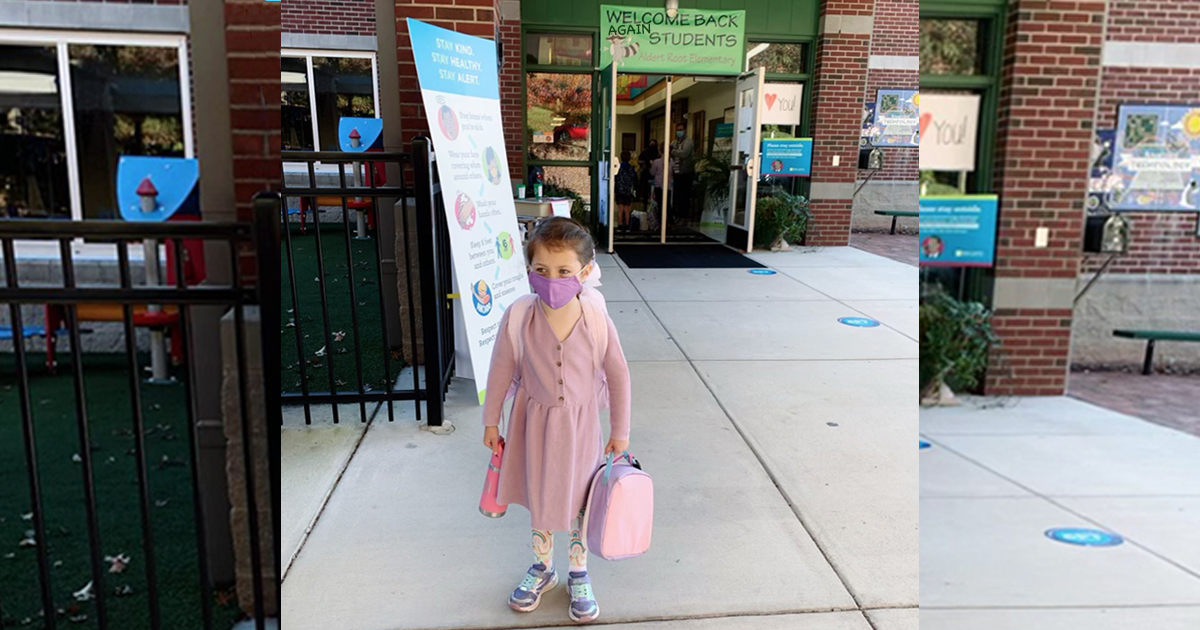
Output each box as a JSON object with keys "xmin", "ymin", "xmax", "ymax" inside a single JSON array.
[
  {"xmin": 760, "ymin": 83, "xmax": 804, "ymax": 125},
  {"xmin": 764, "ymin": 93, "xmax": 778, "ymax": 110},
  {"xmin": 919, "ymin": 113, "xmax": 933, "ymax": 141}
]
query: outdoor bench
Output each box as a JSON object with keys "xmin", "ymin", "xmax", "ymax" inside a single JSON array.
[
  {"xmin": 1112, "ymin": 329, "xmax": 1200, "ymax": 375},
  {"xmin": 874, "ymin": 210, "xmax": 919, "ymax": 234}
]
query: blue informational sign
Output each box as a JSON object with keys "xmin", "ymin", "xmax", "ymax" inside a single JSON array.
[
  {"xmin": 338, "ymin": 117, "xmax": 384, "ymax": 152},
  {"xmin": 761, "ymin": 138, "xmax": 813, "ymax": 177},
  {"xmin": 1110, "ymin": 104, "xmax": 1200, "ymax": 211},
  {"xmin": 860, "ymin": 101, "xmax": 877, "ymax": 149},
  {"xmin": 919, "ymin": 441, "xmax": 931, "ymax": 449},
  {"xmin": 871, "ymin": 89, "xmax": 919, "ymax": 147},
  {"xmin": 116, "ymin": 156, "xmax": 199, "ymax": 223},
  {"xmin": 838, "ymin": 317, "xmax": 880, "ymax": 328},
  {"xmin": 1087, "ymin": 128, "xmax": 1117, "ymax": 212},
  {"xmin": 919, "ymin": 195, "xmax": 998, "ymax": 267},
  {"xmin": 1045, "ymin": 528, "xmax": 1124, "ymax": 547},
  {"xmin": 747, "ymin": 269, "xmax": 777, "ymax": 275},
  {"xmin": 407, "ymin": 18, "xmax": 500, "ymax": 99}
]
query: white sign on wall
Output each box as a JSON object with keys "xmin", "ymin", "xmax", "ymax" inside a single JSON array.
[
  {"xmin": 919, "ymin": 93, "xmax": 980, "ymax": 172},
  {"xmin": 760, "ymin": 83, "xmax": 804, "ymax": 126},
  {"xmin": 410, "ymin": 18, "xmax": 529, "ymax": 404}
]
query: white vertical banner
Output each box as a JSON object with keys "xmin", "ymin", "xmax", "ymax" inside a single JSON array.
[
  {"xmin": 409, "ymin": 19, "xmax": 529, "ymax": 404},
  {"xmin": 918, "ymin": 93, "xmax": 980, "ymax": 172}
]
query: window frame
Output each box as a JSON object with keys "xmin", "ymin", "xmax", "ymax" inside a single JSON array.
[
  {"xmin": 281, "ymin": 48, "xmax": 380, "ymax": 175},
  {"xmin": 0, "ymin": 28, "xmax": 192, "ymax": 260},
  {"xmin": 521, "ymin": 27, "xmax": 597, "ymax": 171}
]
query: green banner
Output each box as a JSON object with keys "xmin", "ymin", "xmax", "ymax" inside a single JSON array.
[{"xmin": 599, "ymin": 5, "xmax": 746, "ymax": 75}]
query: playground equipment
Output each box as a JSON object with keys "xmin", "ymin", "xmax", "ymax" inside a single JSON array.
[
  {"xmin": 293, "ymin": 117, "xmax": 385, "ymax": 238},
  {"xmin": 43, "ymin": 156, "xmax": 203, "ymax": 381}
]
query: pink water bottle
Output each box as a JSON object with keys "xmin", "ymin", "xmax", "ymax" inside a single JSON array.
[{"xmin": 480, "ymin": 437, "xmax": 507, "ymax": 518}]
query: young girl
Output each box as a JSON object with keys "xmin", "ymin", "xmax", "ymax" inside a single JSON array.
[{"xmin": 482, "ymin": 217, "xmax": 631, "ymax": 623}]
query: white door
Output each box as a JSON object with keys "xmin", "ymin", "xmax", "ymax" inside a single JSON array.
[{"xmin": 727, "ymin": 67, "xmax": 765, "ymax": 252}]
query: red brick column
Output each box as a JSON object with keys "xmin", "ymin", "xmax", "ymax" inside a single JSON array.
[
  {"xmin": 226, "ymin": 0, "xmax": 281, "ymax": 284},
  {"xmin": 808, "ymin": 0, "xmax": 875, "ymax": 246},
  {"xmin": 984, "ymin": 0, "xmax": 1106, "ymax": 396},
  {"xmin": 496, "ymin": 0, "xmax": 523, "ymax": 178}
]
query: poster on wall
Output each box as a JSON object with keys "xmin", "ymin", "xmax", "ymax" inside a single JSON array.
[
  {"xmin": 1087, "ymin": 129, "xmax": 1117, "ymax": 212},
  {"xmin": 760, "ymin": 83, "xmax": 803, "ymax": 126},
  {"xmin": 1110, "ymin": 104, "xmax": 1200, "ymax": 211},
  {"xmin": 860, "ymin": 101, "xmax": 877, "ymax": 149},
  {"xmin": 918, "ymin": 93, "xmax": 980, "ymax": 172},
  {"xmin": 761, "ymin": 138, "xmax": 813, "ymax": 177},
  {"xmin": 408, "ymin": 18, "xmax": 529, "ymax": 404},
  {"xmin": 599, "ymin": 5, "xmax": 746, "ymax": 75},
  {"xmin": 918, "ymin": 195, "xmax": 998, "ymax": 268},
  {"xmin": 869, "ymin": 89, "xmax": 919, "ymax": 147}
]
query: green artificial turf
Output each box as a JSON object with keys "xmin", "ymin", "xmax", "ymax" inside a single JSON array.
[
  {"xmin": 280, "ymin": 221, "xmax": 402, "ymax": 397},
  {"xmin": 0, "ymin": 352, "xmax": 241, "ymax": 629}
]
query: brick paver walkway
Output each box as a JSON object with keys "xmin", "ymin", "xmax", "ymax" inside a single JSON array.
[
  {"xmin": 1069, "ymin": 370, "xmax": 1200, "ymax": 437},
  {"xmin": 850, "ymin": 230, "xmax": 917, "ymax": 266}
]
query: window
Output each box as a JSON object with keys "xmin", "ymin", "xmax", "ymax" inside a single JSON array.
[
  {"xmin": 280, "ymin": 50, "xmax": 379, "ymax": 155},
  {"xmin": 920, "ymin": 19, "xmax": 982, "ymax": 76},
  {"xmin": 282, "ymin": 56, "xmax": 313, "ymax": 151},
  {"xmin": 0, "ymin": 31, "xmax": 191, "ymax": 224},
  {"xmin": 746, "ymin": 42, "xmax": 805, "ymax": 75},
  {"xmin": 70, "ymin": 45, "xmax": 186, "ymax": 220},
  {"xmin": 0, "ymin": 44, "xmax": 68, "ymax": 219},
  {"xmin": 526, "ymin": 72, "xmax": 592, "ymax": 162},
  {"xmin": 525, "ymin": 34, "xmax": 593, "ymax": 67}
]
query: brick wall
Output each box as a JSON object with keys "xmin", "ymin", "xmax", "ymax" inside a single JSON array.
[
  {"xmin": 1080, "ymin": 1, "xmax": 1200, "ymax": 275},
  {"xmin": 226, "ymin": 0, "xmax": 281, "ymax": 283},
  {"xmin": 1107, "ymin": 0, "xmax": 1200, "ymax": 43},
  {"xmin": 863, "ymin": 0, "xmax": 917, "ymax": 182},
  {"xmin": 985, "ymin": 0, "xmax": 1106, "ymax": 396},
  {"xmin": 496, "ymin": 0, "xmax": 523, "ymax": 177},
  {"xmin": 395, "ymin": 0, "xmax": 497, "ymax": 154},
  {"xmin": 807, "ymin": 0, "xmax": 875, "ymax": 246},
  {"xmin": 283, "ymin": 0, "xmax": 376, "ymax": 36}
]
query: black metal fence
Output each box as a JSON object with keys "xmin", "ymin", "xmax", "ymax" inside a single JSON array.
[
  {"xmin": 280, "ymin": 137, "xmax": 454, "ymax": 426},
  {"xmin": 0, "ymin": 198, "xmax": 278, "ymax": 630}
]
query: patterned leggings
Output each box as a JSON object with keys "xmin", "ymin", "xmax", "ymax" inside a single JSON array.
[{"xmin": 531, "ymin": 508, "xmax": 587, "ymax": 573}]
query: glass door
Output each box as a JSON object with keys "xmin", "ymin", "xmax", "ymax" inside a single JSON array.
[{"xmin": 727, "ymin": 67, "xmax": 764, "ymax": 251}]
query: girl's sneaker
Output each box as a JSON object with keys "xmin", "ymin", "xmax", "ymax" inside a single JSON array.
[
  {"xmin": 567, "ymin": 571, "xmax": 599, "ymax": 623},
  {"xmin": 509, "ymin": 563, "xmax": 558, "ymax": 612}
]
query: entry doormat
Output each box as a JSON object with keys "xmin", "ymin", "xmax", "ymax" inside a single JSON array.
[{"xmin": 614, "ymin": 244, "xmax": 767, "ymax": 269}]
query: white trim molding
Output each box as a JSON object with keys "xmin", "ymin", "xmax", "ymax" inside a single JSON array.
[
  {"xmin": 868, "ymin": 55, "xmax": 919, "ymax": 71},
  {"xmin": 282, "ymin": 33, "xmax": 377, "ymax": 52},
  {"xmin": 819, "ymin": 14, "xmax": 873, "ymax": 36},
  {"xmin": 1102, "ymin": 41, "xmax": 1200, "ymax": 69},
  {"xmin": 0, "ymin": 1, "xmax": 188, "ymax": 33}
]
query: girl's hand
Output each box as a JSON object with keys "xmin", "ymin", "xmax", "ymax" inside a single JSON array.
[
  {"xmin": 483, "ymin": 427, "xmax": 501, "ymax": 455},
  {"xmin": 604, "ymin": 439, "xmax": 629, "ymax": 457}
]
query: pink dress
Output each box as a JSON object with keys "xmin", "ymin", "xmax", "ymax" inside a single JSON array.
[{"xmin": 482, "ymin": 297, "xmax": 631, "ymax": 531}]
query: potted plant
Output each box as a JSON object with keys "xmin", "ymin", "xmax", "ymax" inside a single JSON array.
[
  {"xmin": 753, "ymin": 189, "xmax": 811, "ymax": 250},
  {"xmin": 919, "ymin": 289, "xmax": 998, "ymax": 405},
  {"xmin": 693, "ymin": 150, "xmax": 732, "ymax": 226}
]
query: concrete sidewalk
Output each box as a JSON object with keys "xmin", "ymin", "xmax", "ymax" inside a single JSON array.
[
  {"xmin": 283, "ymin": 246, "xmax": 917, "ymax": 630},
  {"xmin": 921, "ymin": 396, "xmax": 1200, "ymax": 630}
]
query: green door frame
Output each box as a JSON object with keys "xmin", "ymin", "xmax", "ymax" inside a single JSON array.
[{"xmin": 919, "ymin": 2, "xmax": 1007, "ymax": 304}]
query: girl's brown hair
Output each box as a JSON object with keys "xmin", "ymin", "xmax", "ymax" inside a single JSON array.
[{"xmin": 525, "ymin": 216, "xmax": 595, "ymax": 267}]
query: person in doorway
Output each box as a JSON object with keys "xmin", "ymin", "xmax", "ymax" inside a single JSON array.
[
  {"xmin": 615, "ymin": 150, "xmax": 638, "ymax": 231},
  {"xmin": 650, "ymin": 146, "xmax": 671, "ymax": 228},
  {"xmin": 481, "ymin": 217, "xmax": 632, "ymax": 624},
  {"xmin": 669, "ymin": 121, "xmax": 696, "ymax": 223},
  {"xmin": 638, "ymin": 139, "xmax": 659, "ymax": 205}
]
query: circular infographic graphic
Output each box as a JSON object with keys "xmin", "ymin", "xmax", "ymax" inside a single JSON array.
[
  {"xmin": 455, "ymin": 193, "xmax": 476, "ymax": 230},
  {"xmin": 921, "ymin": 235, "xmax": 944, "ymax": 259},
  {"xmin": 771, "ymin": 160, "xmax": 784, "ymax": 173},
  {"xmin": 438, "ymin": 105, "xmax": 459, "ymax": 141},
  {"xmin": 471, "ymin": 279, "xmax": 493, "ymax": 316},
  {"xmin": 482, "ymin": 146, "xmax": 502, "ymax": 185},
  {"xmin": 1045, "ymin": 528, "xmax": 1124, "ymax": 548},
  {"xmin": 495, "ymin": 231, "xmax": 515, "ymax": 260}
]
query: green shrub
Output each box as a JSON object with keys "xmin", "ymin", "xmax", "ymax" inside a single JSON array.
[
  {"xmin": 753, "ymin": 190, "xmax": 810, "ymax": 249},
  {"xmin": 919, "ymin": 289, "xmax": 998, "ymax": 393}
]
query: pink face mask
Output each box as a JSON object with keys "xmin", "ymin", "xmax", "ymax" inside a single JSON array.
[{"xmin": 528, "ymin": 267, "xmax": 585, "ymax": 309}]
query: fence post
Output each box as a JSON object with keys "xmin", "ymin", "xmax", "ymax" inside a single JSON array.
[
  {"xmin": 253, "ymin": 192, "xmax": 282, "ymax": 605},
  {"xmin": 411, "ymin": 136, "xmax": 445, "ymax": 426}
]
